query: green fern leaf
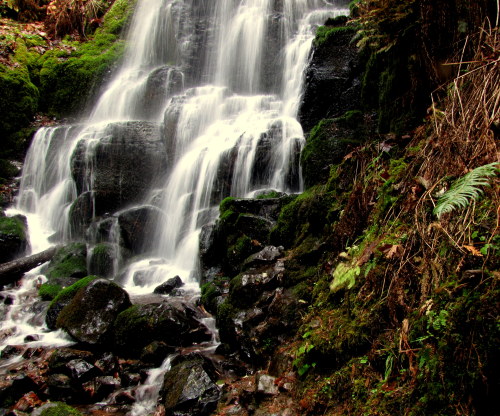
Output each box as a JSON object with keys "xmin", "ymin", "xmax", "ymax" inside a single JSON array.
[{"xmin": 434, "ymin": 162, "xmax": 498, "ymax": 219}]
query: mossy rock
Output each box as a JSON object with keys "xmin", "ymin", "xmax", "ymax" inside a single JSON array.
[
  {"xmin": 301, "ymin": 114, "xmax": 368, "ymax": 188},
  {"xmin": 44, "ymin": 243, "xmax": 88, "ymax": 281},
  {"xmin": 56, "ymin": 278, "xmax": 131, "ymax": 345},
  {"xmin": 0, "ymin": 62, "xmax": 39, "ymax": 156},
  {"xmin": 38, "ymin": 283, "xmax": 63, "ymax": 301},
  {"xmin": 45, "ymin": 275, "xmax": 98, "ymax": 330},
  {"xmin": 113, "ymin": 303, "xmax": 210, "ymax": 357},
  {"xmin": 0, "ymin": 215, "xmax": 29, "ymax": 262},
  {"xmin": 39, "ymin": 402, "xmax": 83, "ymax": 416},
  {"xmin": 88, "ymin": 243, "xmax": 115, "ymax": 278}
]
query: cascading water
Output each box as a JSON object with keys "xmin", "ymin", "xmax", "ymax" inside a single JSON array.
[{"xmin": 1, "ymin": 0, "xmax": 349, "ymax": 410}]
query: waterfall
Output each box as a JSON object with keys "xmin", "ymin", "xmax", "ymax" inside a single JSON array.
[{"xmin": 13, "ymin": 0, "xmax": 349, "ymax": 292}]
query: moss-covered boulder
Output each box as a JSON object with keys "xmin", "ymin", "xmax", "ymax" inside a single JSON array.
[
  {"xmin": 0, "ymin": 214, "xmax": 29, "ymax": 262},
  {"xmin": 36, "ymin": 401, "xmax": 83, "ymax": 416},
  {"xmin": 44, "ymin": 243, "xmax": 88, "ymax": 281},
  {"xmin": 45, "ymin": 275, "xmax": 99, "ymax": 330},
  {"xmin": 56, "ymin": 278, "xmax": 131, "ymax": 345},
  {"xmin": 113, "ymin": 303, "xmax": 211, "ymax": 357}
]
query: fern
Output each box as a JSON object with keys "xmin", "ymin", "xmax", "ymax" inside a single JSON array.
[{"xmin": 434, "ymin": 162, "xmax": 498, "ymax": 219}]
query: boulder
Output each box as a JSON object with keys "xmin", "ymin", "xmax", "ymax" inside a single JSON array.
[
  {"xmin": 159, "ymin": 354, "xmax": 221, "ymax": 416},
  {"xmin": 153, "ymin": 275, "xmax": 184, "ymax": 295},
  {"xmin": 56, "ymin": 278, "xmax": 132, "ymax": 345},
  {"xmin": 45, "ymin": 276, "xmax": 99, "ymax": 330},
  {"xmin": 0, "ymin": 215, "xmax": 29, "ymax": 263},
  {"xmin": 242, "ymin": 245, "xmax": 284, "ymax": 270},
  {"xmin": 43, "ymin": 243, "xmax": 88, "ymax": 282},
  {"xmin": 70, "ymin": 121, "xmax": 168, "ymax": 218},
  {"xmin": 113, "ymin": 302, "xmax": 211, "ymax": 357}
]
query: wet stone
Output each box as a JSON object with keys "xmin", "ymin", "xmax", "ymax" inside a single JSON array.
[
  {"xmin": 66, "ymin": 359, "xmax": 100, "ymax": 383},
  {"xmin": 153, "ymin": 275, "xmax": 184, "ymax": 295}
]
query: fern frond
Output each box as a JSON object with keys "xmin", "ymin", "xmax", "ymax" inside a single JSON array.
[{"xmin": 434, "ymin": 162, "xmax": 499, "ymax": 219}]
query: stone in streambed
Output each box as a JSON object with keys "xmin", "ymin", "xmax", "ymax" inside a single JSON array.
[
  {"xmin": 153, "ymin": 275, "xmax": 183, "ymax": 295},
  {"xmin": 113, "ymin": 303, "xmax": 211, "ymax": 357},
  {"xmin": 159, "ymin": 354, "xmax": 221, "ymax": 416},
  {"xmin": 56, "ymin": 278, "xmax": 131, "ymax": 345}
]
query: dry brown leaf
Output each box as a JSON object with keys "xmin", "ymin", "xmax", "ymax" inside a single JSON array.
[
  {"xmin": 463, "ymin": 245, "xmax": 483, "ymax": 257},
  {"xmin": 384, "ymin": 244, "xmax": 403, "ymax": 259}
]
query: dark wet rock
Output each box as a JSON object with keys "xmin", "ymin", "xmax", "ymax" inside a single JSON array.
[
  {"xmin": 114, "ymin": 390, "xmax": 136, "ymax": 404},
  {"xmin": 300, "ymin": 113, "xmax": 373, "ymax": 188},
  {"xmin": 0, "ymin": 375, "xmax": 39, "ymax": 408},
  {"xmin": 242, "ymin": 245, "xmax": 284, "ymax": 270},
  {"xmin": 229, "ymin": 260, "xmax": 285, "ymax": 309},
  {"xmin": 200, "ymin": 196, "xmax": 292, "ymax": 282},
  {"xmin": 83, "ymin": 376, "xmax": 121, "ymax": 401},
  {"xmin": 43, "ymin": 243, "xmax": 88, "ymax": 281},
  {"xmin": 45, "ymin": 374, "xmax": 73, "ymax": 399},
  {"xmin": 153, "ymin": 275, "xmax": 184, "ymax": 295},
  {"xmin": 23, "ymin": 334, "xmax": 40, "ymax": 343},
  {"xmin": 48, "ymin": 348, "xmax": 95, "ymax": 374},
  {"xmin": 94, "ymin": 352, "xmax": 119, "ymax": 375},
  {"xmin": 10, "ymin": 391, "xmax": 43, "ymax": 413},
  {"xmin": 120, "ymin": 372, "xmax": 141, "ymax": 388},
  {"xmin": 66, "ymin": 359, "xmax": 100, "ymax": 383},
  {"xmin": 70, "ymin": 121, "xmax": 167, "ymax": 221},
  {"xmin": 21, "ymin": 347, "xmax": 44, "ymax": 359},
  {"xmin": 140, "ymin": 341, "xmax": 174, "ymax": 367},
  {"xmin": 113, "ymin": 302, "xmax": 211, "ymax": 357},
  {"xmin": 0, "ymin": 215, "xmax": 29, "ymax": 263},
  {"xmin": 117, "ymin": 205, "xmax": 165, "ymax": 256},
  {"xmin": 1, "ymin": 345, "xmax": 24, "ymax": 359},
  {"xmin": 160, "ymin": 354, "xmax": 221, "ymax": 416},
  {"xmin": 136, "ymin": 66, "xmax": 184, "ymax": 120},
  {"xmin": 88, "ymin": 243, "xmax": 115, "ymax": 278},
  {"xmin": 252, "ymin": 120, "xmax": 302, "ymax": 192},
  {"xmin": 56, "ymin": 279, "xmax": 131, "ymax": 345},
  {"xmin": 299, "ymin": 25, "xmax": 360, "ymax": 133},
  {"xmin": 3, "ymin": 295, "xmax": 14, "ymax": 305}
]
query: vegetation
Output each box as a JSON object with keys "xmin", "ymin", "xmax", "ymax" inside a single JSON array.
[{"xmin": 0, "ymin": 0, "xmax": 135, "ymax": 185}]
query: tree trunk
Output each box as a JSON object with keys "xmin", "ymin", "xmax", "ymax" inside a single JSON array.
[{"xmin": 0, "ymin": 246, "xmax": 59, "ymax": 287}]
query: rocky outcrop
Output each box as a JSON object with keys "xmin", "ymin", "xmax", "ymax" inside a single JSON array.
[
  {"xmin": 200, "ymin": 196, "xmax": 293, "ymax": 282},
  {"xmin": 298, "ymin": 23, "xmax": 361, "ymax": 133}
]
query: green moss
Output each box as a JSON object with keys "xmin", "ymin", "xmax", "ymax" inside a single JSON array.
[
  {"xmin": 49, "ymin": 275, "xmax": 98, "ymax": 308},
  {"xmin": 314, "ymin": 25, "xmax": 357, "ymax": 48},
  {"xmin": 40, "ymin": 402, "xmax": 83, "ymax": 416},
  {"xmin": 0, "ymin": 62, "xmax": 39, "ymax": 155},
  {"xmin": 301, "ymin": 117, "xmax": 367, "ymax": 188},
  {"xmin": 0, "ymin": 216, "xmax": 26, "ymax": 239},
  {"xmin": 38, "ymin": 283, "xmax": 63, "ymax": 301},
  {"xmin": 256, "ymin": 190, "xmax": 281, "ymax": 199},
  {"xmin": 45, "ymin": 243, "xmax": 88, "ymax": 280},
  {"xmin": 219, "ymin": 196, "xmax": 236, "ymax": 214}
]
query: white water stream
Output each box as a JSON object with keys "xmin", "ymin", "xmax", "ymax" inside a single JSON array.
[{"xmin": 1, "ymin": 0, "xmax": 348, "ymax": 409}]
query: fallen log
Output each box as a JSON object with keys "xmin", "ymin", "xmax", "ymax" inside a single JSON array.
[{"xmin": 0, "ymin": 246, "xmax": 59, "ymax": 287}]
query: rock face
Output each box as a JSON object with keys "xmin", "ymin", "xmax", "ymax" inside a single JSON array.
[
  {"xmin": 113, "ymin": 302, "xmax": 211, "ymax": 357},
  {"xmin": 0, "ymin": 214, "xmax": 29, "ymax": 263},
  {"xmin": 117, "ymin": 205, "xmax": 165, "ymax": 256},
  {"xmin": 56, "ymin": 278, "xmax": 131, "ymax": 345},
  {"xmin": 160, "ymin": 354, "xmax": 221, "ymax": 416},
  {"xmin": 298, "ymin": 24, "xmax": 361, "ymax": 133},
  {"xmin": 70, "ymin": 121, "xmax": 167, "ymax": 222}
]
